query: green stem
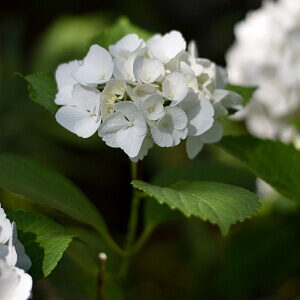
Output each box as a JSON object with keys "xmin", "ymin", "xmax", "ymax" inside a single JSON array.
[
  {"xmin": 98, "ymin": 229, "xmax": 126, "ymax": 256},
  {"xmin": 98, "ymin": 253, "xmax": 107, "ymax": 300},
  {"xmin": 118, "ymin": 162, "xmax": 141, "ymax": 278},
  {"xmin": 130, "ymin": 226, "xmax": 153, "ymax": 255}
]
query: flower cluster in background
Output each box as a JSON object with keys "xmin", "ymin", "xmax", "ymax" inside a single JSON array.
[
  {"xmin": 226, "ymin": 0, "xmax": 300, "ymax": 146},
  {"xmin": 0, "ymin": 205, "xmax": 32, "ymax": 300},
  {"xmin": 55, "ymin": 31, "xmax": 242, "ymax": 161}
]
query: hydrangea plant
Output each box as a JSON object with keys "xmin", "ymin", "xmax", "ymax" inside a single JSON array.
[{"xmin": 0, "ymin": 16, "xmax": 299, "ymax": 299}]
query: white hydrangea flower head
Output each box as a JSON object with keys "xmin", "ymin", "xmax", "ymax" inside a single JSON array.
[
  {"xmin": 54, "ymin": 29, "xmax": 241, "ymax": 160},
  {"xmin": 226, "ymin": 0, "xmax": 300, "ymax": 145}
]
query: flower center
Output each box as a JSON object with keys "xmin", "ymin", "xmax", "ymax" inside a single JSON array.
[{"xmin": 127, "ymin": 121, "xmax": 134, "ymax": 127}]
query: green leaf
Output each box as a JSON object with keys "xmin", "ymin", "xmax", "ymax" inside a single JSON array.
[
  {"xmin": 91, "ymin": 16, "xmax": 153, "ymax": 50},
  {"xmin": 226, "ymin": 84, "xmax": 257, "ymax": 106},
  {"xmin": 133, "ymin": 180, "xmax": 260, "ymax": 235},
  {"xmin": 144, "ymin": 161, "xmax": 256, "ymax": 230},
  {"xmin": 218, "ymin": 136, "xmax": 300, "ymax": 202},
  {"xmin": 7, "ymin": 210, "xmax": 73, "ymax": 281},
  {"xmin": 290, "ymin": 116, "xmax": 300, "ymax": 132},
  {"xmin": 151, "ymin": 161, "xmax": 256, "ymax": 190},
  {"xmin": 0, "ymin": 154, "xmax": 108, "ymax": 233},
  {"xmin": 21, "ymin": 71, "xmax": 58, "ymax": 114}
]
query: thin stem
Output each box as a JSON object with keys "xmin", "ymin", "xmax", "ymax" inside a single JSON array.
[
  {"xmin": 98, "ymin": 252, "xmax": 107, "ymax": 300},
  {"xmin": 130, "ymin": 226, "xmax": 153, "ymax": 255},
  {"xmin": 118, "ymin": 162, "xmax": 141, "ymax": 278},
  {"xmin": 98, "ymin": 229, "xmax": 126, "ymax": 256}
]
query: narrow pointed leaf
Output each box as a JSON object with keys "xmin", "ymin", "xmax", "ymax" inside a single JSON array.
[{"xmin": 0, "ymin": 154, "xmax": 108, "ymax": 233}]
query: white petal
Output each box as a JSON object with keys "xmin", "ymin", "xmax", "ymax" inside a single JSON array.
[
  {"xmin": 188, "ymin": 40, "xmax": 198, "ymax": 58},
  {"xmin": 0, "ymin": 205, "xmax": 12, "ymax": 244},
  {"xmin": 172, "ymin": 127, "xmax": 188, "ymax": 146},
  {"xmin": 150, "ymin": 123, "xmax": 173, "ymax": 147},
  {"xmin": 72, "ymin": 45, "xmax": 113, "ymax": 86},
  {"xmin": 55, "ymin": 106, "xmax": 100, "ymax": 138},
  {"xmin": 98, "ymin": 112, "xmax": 127, "ymax": 147},
  {"xmin": 11, "ymin": 267, "xmax": 33, "ymax": 300},
  {"xmin": 201, "ymin": 121, "xmax": 223, "ymax": 143},
  {"xmin": 72, "ymin": 84, "xmax": 101, "ymax": 113},
  {"xmin": 0, "ymin": 260, "xmax": 20, "ymax": 300},
  {"xmin": 162, "ymin": 72, "xmax": 188, "ymax": 104},
  {"xmin": 212, "ymin": 89, "xmax": 242, "ymax": 118},
  {"xmin": 116, "ymin": 127, "xmax": 145, "ymax": 157},
  {"xmin": 133, "ymin": 56, "xmax": 165, "ymax": 84},
  {"xmin": 113, "ymin": 56, "xmax": 136, "ymax": 82},
  {"xmin": 115, "ymin": 101, "xmax": 138, "ymax": 122},
  {"xmin": 181, "ymin": 92, "xmax": 214, "ymax": 136},
  {"xmin": 12, "ymin": 223, "xmax": 31, "ymax": 272},
  {"xmin": 142, "ymin": 95, "xmax": 164, "ymax": 121},
  {"xmin": 0, "ymin": 244, "xmax": 17, "ymax": 267},
  {"xmin": 186, "ymin": 135, "xmax": 204, "ymax": 159},
  {"xmin": 147, "ymin": 30, "xmax": 186, "ymax": 63},
  {"xmin": 109, "ymin": 34, "xmax": 144, "ymax": 58},
  {"xmin": 215, "ymin": 66, "xmax": 228, "ymax": 89},
  {"xmin": 54, "ymin": 60, "xmax": 81, "ymax": 105},
  {"xmin": 165, "ymin": 106, "xmax": 188, "ymax": 130},
  {"xmin": 55, "ymin": 60, "xmax": 80, "ymax": 90},
  {"xmin": 130, "ymin": 135, "xmax": 154, "ymax": 162}
]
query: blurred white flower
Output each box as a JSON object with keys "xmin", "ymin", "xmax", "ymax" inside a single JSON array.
[
  {"xmin": 226, "ymin": 0, "xmax": 300, "ymax": 145},
  {"xmin": 0, "ymin": 204, "xmax": 12, "ymax": 244},
  {"xmin": 0, "ymin": 260, "xmax": 32, "ymax": 300}
]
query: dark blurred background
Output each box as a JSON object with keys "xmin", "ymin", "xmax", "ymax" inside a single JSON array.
[{"xmin": 1, "ymin": 0, "xmax": 300, "ymax": 299}]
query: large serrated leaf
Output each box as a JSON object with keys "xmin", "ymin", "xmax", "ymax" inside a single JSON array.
[
  {"xmin": 132, "ymin": 180, "xmax": 260, "ymax": 235},
  {"xmin": 8, "ymin": 210, "xmax": 73, "ymax": 282},
  {"xmin": 0, "ymin": 154, "xmax": 108, "ymax": 234},
  {"xmin": 218, "ymin": 136, "xmax": 300, "ymax": 203}
]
